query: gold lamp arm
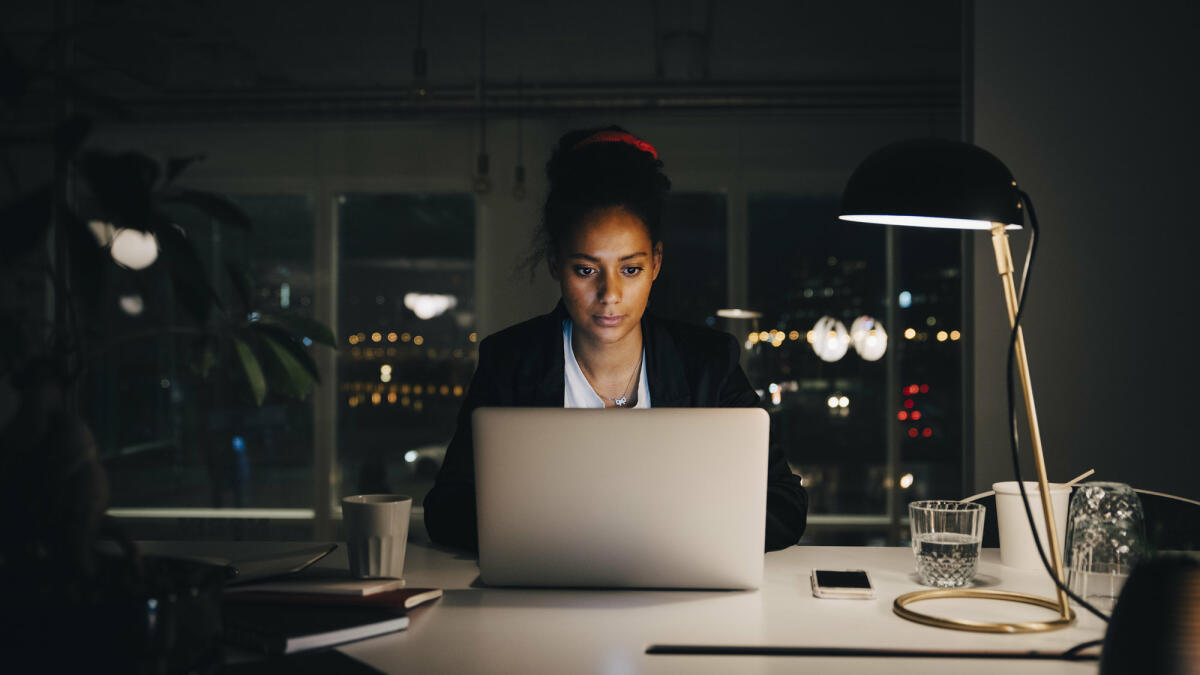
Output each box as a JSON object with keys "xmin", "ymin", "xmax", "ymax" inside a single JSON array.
[{"xmin": 989, "ymin": 221, "xmax": 1071, "ymax": 618}]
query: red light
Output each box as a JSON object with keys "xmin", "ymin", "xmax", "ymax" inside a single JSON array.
[
  {"xmin": 908, "ymin": 428, "xmax": 919, "ymax": 438},
  {"xmin": 920, "ymin": 384, "xmax": 930, "ymax": 394},
  {"xmin": 911, "ymin": 410, "xmax": 922, "ymax": 421},
  {"xmin": 897, "ymin": 411, "xmax": 908, "ymax": 421},
  {"xmin": 904, "ymin": 399, "xmax": 914, "ymax": 409},
  {"xmin": 922, "ymin": 428, "xmax": 933, "ymax": 438}
]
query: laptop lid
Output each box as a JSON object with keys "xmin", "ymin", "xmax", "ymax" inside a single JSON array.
[{"xmin": 472, "ymin": 407, "xmax": 769, "ymax": 590}]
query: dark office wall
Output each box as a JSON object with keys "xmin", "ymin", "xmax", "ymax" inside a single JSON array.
[{"xmin": 973, "ymin": 3, "xmax": 1200, "ymax": 498}]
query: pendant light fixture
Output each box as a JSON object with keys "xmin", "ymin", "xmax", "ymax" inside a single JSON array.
[
  {"xmin": 410, "ymin": 1, "xmax": 430, "ymax": 101},
  {"xmin": 472, "ymin": 12, "xmax": 491, "ymax": 195},
  {"xmin": 512, "ymin": 76, "xmax": 526, "ymax": 200}
]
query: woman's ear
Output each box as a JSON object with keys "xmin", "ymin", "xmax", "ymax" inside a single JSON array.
[
  {"xmin": 548, "ymin": 255, "xmax": 561, "ymax": 281},
  {"xmin": 651, "ymin": 241, "xmax": 663, "ymax": 281}
]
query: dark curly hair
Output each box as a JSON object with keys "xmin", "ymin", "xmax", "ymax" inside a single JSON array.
[{"xmin": 523, "ymin": 126, "xmax": 671, "ymax": 276}]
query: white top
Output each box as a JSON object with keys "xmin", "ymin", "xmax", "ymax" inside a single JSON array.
[{"xmin": 562, "ymin": 319, "xmax": 650, "ymax": 408}]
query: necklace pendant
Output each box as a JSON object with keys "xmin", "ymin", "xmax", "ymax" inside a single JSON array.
[{"xmin": 613, "ymin": 395, "xmax": 628, "ymax": 407}]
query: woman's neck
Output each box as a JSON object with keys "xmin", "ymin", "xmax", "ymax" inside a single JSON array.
[{"xmin": 571, "ymin": 322, "xmax": 643, "ymax": 380}]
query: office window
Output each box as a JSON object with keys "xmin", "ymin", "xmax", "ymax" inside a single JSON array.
[
  {"xmin": 745, "ymin": 194, "xmax": 964, "ymax": 521},
  {"xmin": 92, "ymin": 195, "xmax": 316, "ymax": 508},
  {"xmin": 747, "ymin": 194, "xmax": 890, "ymax": 515},
  {"xmin": 893, "ymin": 226, "xmax": 964, "ymax": 504},
  {"xmin": 648, "ymin": 192, "xmax": 728, "ymax": 326},
  {"xmin": 336, "ymin": 193, "xmax": 476, "ymax": 506}
]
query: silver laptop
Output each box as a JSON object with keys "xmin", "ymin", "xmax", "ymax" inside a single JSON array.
[{"xmin": 472, "ymin": 407, "xmax": 769, "ymax": 590}]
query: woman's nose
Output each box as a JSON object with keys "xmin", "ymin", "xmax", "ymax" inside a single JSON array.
[{"xmin": 598, "ymin": 275, "xmax": 622, "ymax": 303}]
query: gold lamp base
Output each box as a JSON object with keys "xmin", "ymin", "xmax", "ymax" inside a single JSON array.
[{"xmin": 894, "ymin": 589, "xmax": 1076, "ymax": 633}]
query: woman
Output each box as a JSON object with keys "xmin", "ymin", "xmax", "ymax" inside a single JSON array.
[{"xmin": 423, "ymin": 126, "xmax": 808, "ymax": 551}]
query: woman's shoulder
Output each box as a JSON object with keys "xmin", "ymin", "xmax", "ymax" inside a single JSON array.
[
  {"xmin": 646, "ymin": 313, "xmax": 739, "ymax": 360},
  {"xmin": 477, "ymin": 305, "xmax": 564, "ymax": 354}
]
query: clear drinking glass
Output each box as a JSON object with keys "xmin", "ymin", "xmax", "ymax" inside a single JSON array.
[
  {"xmin": 1064, "ymin": 482, "xmax": 1145, "ymax": 612},
  {"xmin": 909, "ymin": 501, "xmax": 986, "ymax": 587}
]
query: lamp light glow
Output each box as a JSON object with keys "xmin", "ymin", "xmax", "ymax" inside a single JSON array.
[
  {"xmin": 810, "ymin": 316, "xmax": 850, "ymax": 362},
  {"xmin": 404, "ymin": 293, "xmax": 458, "ymax": 319},
  {"xmin": 850, "ymin": 315, "xmax": 888, "ymax": 361},
  {"xmin": 841, "ymin": 214, "xmax": 1021, "ymax": 230},
  {"xmin": 109, "ymin": 229, "xmax": 159, "ymax": 270},
  {"xmin": 716, "ymin": 308, "xmax": 763, "ymax": 319}
]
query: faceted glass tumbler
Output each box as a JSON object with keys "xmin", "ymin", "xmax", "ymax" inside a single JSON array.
[
  {"xmin": 1064, "ymin": 482, "xmax": 1145, "ymax": 612},
  {"xmin": 909, "ymin": 500, "xmax": 986, "ymax": 588}
]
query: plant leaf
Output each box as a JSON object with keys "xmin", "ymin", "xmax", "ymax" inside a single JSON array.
[
  {"xmin": 155, "ymin": 223, "xmax": 220, "ymax": 325},
  {"xmin": 252, "ymin": 322, "xmax": 320, "ymax": 383},
  {"xmin": 78, "ymin": 150, "xmax": 159, "ymax": 231},
  {"xmin": 259, "ymin": 313, "xmax": 337, "ymax": 348},
  {"xmin": 255, "ymin": 329, "xmax": 315, "ymax": 399},
  {"xmin": 232, "ymin": 337, "xmax": 266, "ymax": 406},
  {"xmin": 165, "ymin": 155, "xmax": 206, "ymax": 184},
  {"xmin": 0, "ymin": 185, "xmax": 52, "ymax": 265},
  {"xmin": 162, "ymin": 189, "xmax": 252, "ymax": 230}
]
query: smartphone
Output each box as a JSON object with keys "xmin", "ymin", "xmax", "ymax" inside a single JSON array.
[{"xmin": 810, "ymin": 569, "xmax": 875, "ymax": 599}]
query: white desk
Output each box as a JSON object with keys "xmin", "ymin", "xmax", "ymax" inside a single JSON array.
[
  {"xmin": 348, "ymin": 544, "xmax": 1105, "ymax": 674},
  {"xmin": 159, "ymin": 541, "xmax": 1108, "ymax": 674}
]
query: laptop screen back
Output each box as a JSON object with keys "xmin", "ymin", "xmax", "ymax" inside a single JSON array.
[{"xmin": 472, "ymin": 407, "xmax": 769, "ymax": 589}]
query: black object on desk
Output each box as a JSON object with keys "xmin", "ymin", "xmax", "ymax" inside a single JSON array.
[
  {"xmin": 219, "ymin": 649, "xmax": 385, "ymax": 674},
  {"xmin": 647, "ymin": 645, "xmax": 1100, "ymax": 661}
]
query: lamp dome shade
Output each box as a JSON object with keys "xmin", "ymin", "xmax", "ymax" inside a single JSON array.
[{"xmin": 839, "ymin": 138, "xmax": 1024, "ymax": 230}]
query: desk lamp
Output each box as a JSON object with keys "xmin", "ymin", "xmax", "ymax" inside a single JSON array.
[{"xmin": 839, "ymin": 138, "xmax": 1074, "ymax": 633}]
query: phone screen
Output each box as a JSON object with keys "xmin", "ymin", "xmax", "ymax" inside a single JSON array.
[{"xmin": 815, "ymin": 570, "xmax": 871, "ymax": 589}]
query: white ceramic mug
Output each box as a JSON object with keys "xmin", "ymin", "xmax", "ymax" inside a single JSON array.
[
  {"xmin": 342, "ymin": 494, "xmax": 412, "ymax": 579},
  {"xmin": 993, "ymin": 481, "xmax": 1070, "ymax": 570}
]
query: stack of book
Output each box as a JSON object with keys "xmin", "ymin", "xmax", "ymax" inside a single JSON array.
[{"xmin": 222, "ymin": 578, "xmax": 443, "ymax": 655}]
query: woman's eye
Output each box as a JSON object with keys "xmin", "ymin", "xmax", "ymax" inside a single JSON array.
[
  {"xmin": 623, "ymin": 266, "xmax": 643, "ymax": 276},
  {"xmin": 574, "ymin": 266, "xmax": 596, "ymax": 277}
]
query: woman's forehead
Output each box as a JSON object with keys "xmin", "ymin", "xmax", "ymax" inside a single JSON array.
[{"xmin": 567, "ymin": 208, "xmax": 651, "ymax": 248}]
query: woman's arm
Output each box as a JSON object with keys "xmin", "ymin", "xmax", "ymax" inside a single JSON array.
[
  {"xmin": 422, "ymin": 338, "xmax": 497, "ymax": 551},
  {"xmin": 717, "ymin": 334, "xmax": 809, "ymax": 551}
]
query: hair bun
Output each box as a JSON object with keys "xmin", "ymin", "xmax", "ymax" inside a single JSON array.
[{"xmin": 522, "ymin": 125, "xmax": 671, "ymax": 278}]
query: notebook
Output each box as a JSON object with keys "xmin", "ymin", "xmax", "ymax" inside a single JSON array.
[
  {"xmin": 222, "ymin": 603, "xmax": 409, "ymax": 655},
  {"xmin": 225, "ymin": 586, "xmax": 443, "ymax": 610},
  {"xmin": 472, "ymin": 407, "xmax": 769, "ymax": 589}
]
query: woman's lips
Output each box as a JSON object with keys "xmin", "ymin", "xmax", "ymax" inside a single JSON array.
[{"xmin": 593, "ymin": 314, "xmax": 624, "ymax": 327}]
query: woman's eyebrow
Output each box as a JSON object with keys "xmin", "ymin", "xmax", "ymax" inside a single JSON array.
[{"xmin": 567, "ymin": 252, "xmax": 649, "ymax": 262}]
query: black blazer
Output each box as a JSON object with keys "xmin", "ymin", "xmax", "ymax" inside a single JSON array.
[{"xmin": 423, "ymin": 302, "xmax": 809, "ymax": 551}]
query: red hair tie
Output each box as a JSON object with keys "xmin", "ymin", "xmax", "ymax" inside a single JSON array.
[{"xmin": 571, "ymin": 131, "xmax": 659, "ymax": 159}]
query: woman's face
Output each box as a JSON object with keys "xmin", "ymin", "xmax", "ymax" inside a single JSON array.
[{"xmin": 551, "ymin": 206, "xmax": 662, "ymax": 347}]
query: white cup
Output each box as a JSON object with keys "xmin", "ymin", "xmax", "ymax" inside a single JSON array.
[
  {"xmin": 993, "ymin": 481, "xmax": 1071, "ymax": 570},
  {"xmin": 342, "ymin": 494, "xmax": 412, "ymax": 579}
]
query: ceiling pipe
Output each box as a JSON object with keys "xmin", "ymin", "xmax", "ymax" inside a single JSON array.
[{"xmin": 117, "ymin": 79, "xmax": 958, "ymax": 122}]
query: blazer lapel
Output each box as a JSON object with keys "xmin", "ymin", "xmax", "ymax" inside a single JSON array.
[
  {"xmin": 644, "ymin": 314, "xmax": 691, "ymax": 407},
  {"xmin": 520, "ymin": 301, "xmax": 567, "ymax": 407}
]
